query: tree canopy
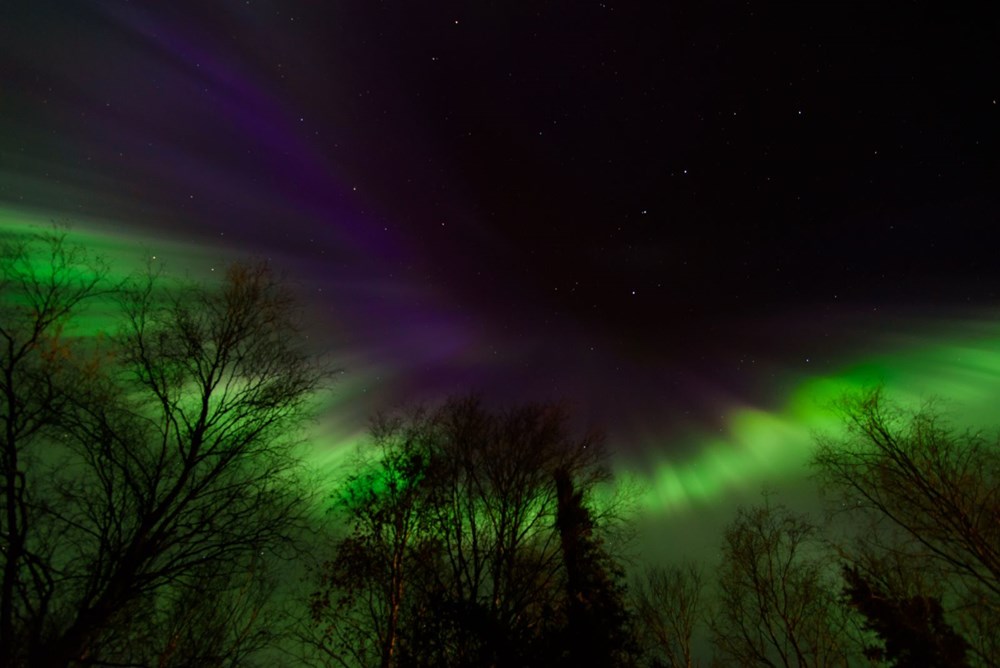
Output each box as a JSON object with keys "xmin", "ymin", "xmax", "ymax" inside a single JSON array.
[
  {"xmin": 5, "ymin": 231, "xmax": 1000, "ymax": 667},
  {"xmin": 0, "ymin": 231, "xmax": 329, "ymax": 666},
  {"xmin": 307, "ymin": 397, "xmax": 634, "ymax": 667}
]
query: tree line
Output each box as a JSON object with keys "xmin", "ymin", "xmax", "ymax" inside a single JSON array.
[{"xmin": 1, "ymin": 230, "xmax": 997, "ymax": 666}]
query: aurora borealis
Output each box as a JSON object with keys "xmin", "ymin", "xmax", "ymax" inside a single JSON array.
[{"xmin": 2, "ymin": 1, "xmax": 998, "ymax": 552}]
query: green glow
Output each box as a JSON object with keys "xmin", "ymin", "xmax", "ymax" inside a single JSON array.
[
  {"xmin": 1, "ymin": 207, "xmax": 383, "ymax": 487},
  {"xmin": 632, "ymin": 321, "xmax": 1000, "ymax": 515},
  {"xmin": 10, "ymin": 205, "xmax": 1000, "ymax": 525},
  {"xmin": 1, "ymin": 206, "xmax": 241, "ymax": 345},
  {"xmin": 0, "ymin": 204, "xmax": 240, "ymax": 279}
]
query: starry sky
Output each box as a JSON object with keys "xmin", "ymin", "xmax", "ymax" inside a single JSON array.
[{"xmin": 2, "ymin": 1, "xmax": 998, "ymax": 550}]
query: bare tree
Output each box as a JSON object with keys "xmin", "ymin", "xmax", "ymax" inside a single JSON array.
[
  {"xmin": 0, "ymin": 237, "xmax": 328, "ymax": 666},
  {"xmin": 308, "ymin": 397, "xmax": 618, "ymax": 667},
  {"xmin": 710, "ymin": 498, "xmax": 852, "ymax": 667},
  {"xmin": 307, "ymin": 409, "xmax": 435, "ymax": 668},
  {"xmin": 93, "ymin": 552, "xmax": 282, "ymax": 666},
  {"xmin": 633, "ymin": 561, "xmax": 704, "ymax": 668},
  {"xmin": 415, "ymin": 397, "xmax": 611, "ymax": 665},
  {"xmin": 0, "ymin": 230, "xmax": 109, "ymax": 663},
  {"xmin": 815, "ymin": 387, "xmax": 1000, "ymax": 664}
]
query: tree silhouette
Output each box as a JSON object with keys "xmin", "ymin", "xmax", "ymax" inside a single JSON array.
[
  {"xmin": 711, "ymin": 499, "xmax": 852, "ymax": 667},
  {"xmin": 815, "ymin": 387, "xmax": 1000, "ymax": 662},
  {"xmin": 308, "ymin": 410, "xmax": 435, "ymax": 668},
  {"xmin": 553, "ymin": 466, "xmax": 635, "ymax": 667},
  {"xmin": 0, "ymin": 232, "xmax": 328, "ymax": 666},
  {"xmin": 0, "ymin": 230, "xmax": 109, "ymax": 662},
  {"xmin": 308, "ymin": 397, "xmax": 621, "ymax": 667},
  {"xmin": 842, "ymin": 565, "xmax": 970, "ymax": 667},
  {"xmin": 632, "ymin": 561, "xmax": 704, "ymax": 668}
]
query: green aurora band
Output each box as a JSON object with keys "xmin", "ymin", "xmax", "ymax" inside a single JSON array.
[
  {"xmin": 7, "ymin": 210, "xmax": 1000, "ymax": 524},
  {"xmin": 1, "ymin": 210, "xmax": 380, "ymax": 475},
  {"xmin": 634, "ymin": 329, "xmax": 1000, "ymax": 515},
  {"xmin": 0, "ymin": 205, "xmax": 245, "ymax": 278}
]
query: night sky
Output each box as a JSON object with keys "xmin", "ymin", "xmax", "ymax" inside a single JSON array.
[{"xmin": 2, "ymin": 1, "xmax": 998, "ymax": 552}]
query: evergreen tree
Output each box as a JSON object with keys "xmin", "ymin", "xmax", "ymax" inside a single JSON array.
[
  {"xmin": 843, "ymin": 566, "xmax": 970, "ymax": 667},
  {"xmin": 554, "ymin": 466, "xmax": 635, "ymax": 667}
]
